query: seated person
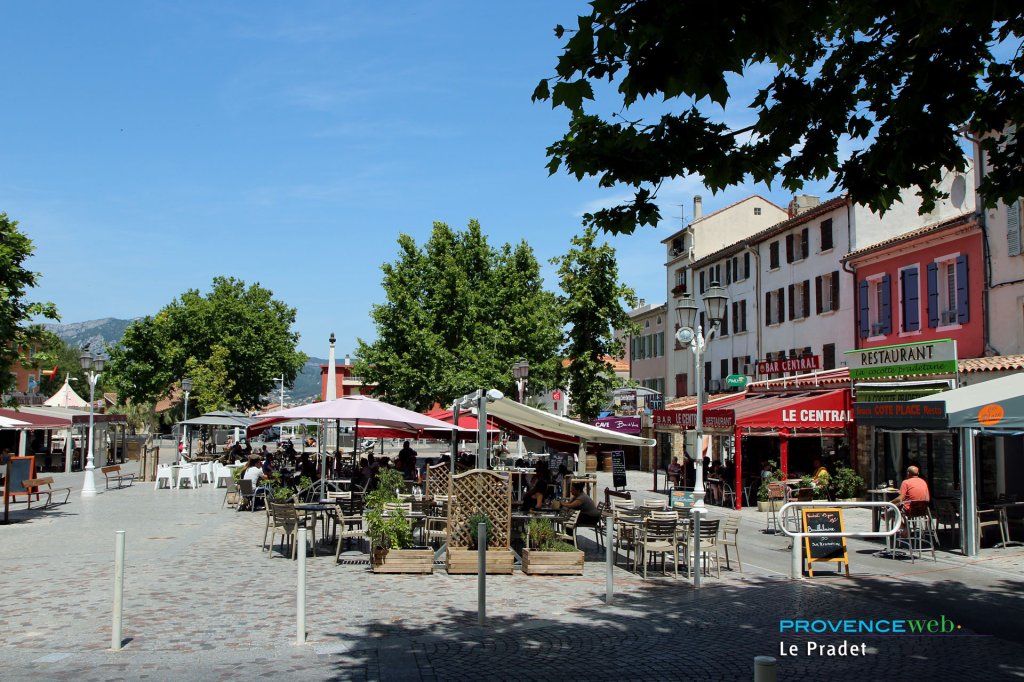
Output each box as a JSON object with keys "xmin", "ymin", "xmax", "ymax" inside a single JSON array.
[
  {"xmin": 667, "ymin": 457, "xmax": 682, "ymax": 487},
  {"xmin": 811, "ymin": 458, "xmax": 830, "ymax": 492},
  {"xmin": 892, "ymin": 465, "xmax": 930, "ymax": 513},
  {"xmin": 524, "ymin": 461, "xmax": 551, "ymax": 511},
  {"xmin": 562, "ymin": 481, "xmax": 601, "ymax": 526}
]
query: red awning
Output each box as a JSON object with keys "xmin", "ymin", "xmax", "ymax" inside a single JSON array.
[{"xmin": 732, "ymin": 390, "xmax": 852, "ymax": 430}]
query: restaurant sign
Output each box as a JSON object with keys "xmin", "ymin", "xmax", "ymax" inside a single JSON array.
[
  {"xmin": 653, "ymin": 408, "xmax": 735, "ymax": 429},
  {"xmin": 844, "ymin": 339, "xmax": 957, "ymax": 379},
  {"xmin": 757, "ymin": 355, "xmax": 820, "ymax": 375},
  {"xmin": 593, "ymin": 416, "xmax": 642, "ymax": 434},
  {"xmin": 852, "ymin": 401, "xmax": 947, "ymax": 427}
]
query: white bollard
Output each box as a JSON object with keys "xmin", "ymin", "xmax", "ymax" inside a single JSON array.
[
  {"xmin": 754, "ymin": 655, "xmax": 777, "ymax": 682},
  {"xmin": 112, "ymin": 530, "xmax": 125, "ymax": 651},
  {"xmin": 477, "ymin": 523, "xmax": 486, "ymax": 626},
  {"xmin": 297, "ymin": 527, "xmax": 306, "ymax": 645},
  {"xmin": 791, "ymin": 531, "xmax": 803, "ymax": 580},
  {"xmin": 605, "ymin": 518, "xmax": 615, "ymax": 604}
]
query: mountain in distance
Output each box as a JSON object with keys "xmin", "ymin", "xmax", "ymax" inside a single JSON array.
[
  {"xmin": 46, "ymin": 318, "xmax": 326, "ymax": 403},
  {"xmin": 44, "ymin": 317, "xmax": 136, "ymax": 354}
]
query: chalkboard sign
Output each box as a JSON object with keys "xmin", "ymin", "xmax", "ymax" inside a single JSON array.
[
  {"xmin": 548, "ymin": 452, "xmax": 567, "ymax": 474},
  {"xmin": 610, "ymin": 450, "xmax": 627, "ymax": 489},
  {"xmin": 3, "ymin": 456, "xmax": 36, "ymax": 523},
  {"xmin": 801, "ymin": 507, "xmax": 849, "ymax": 576}
]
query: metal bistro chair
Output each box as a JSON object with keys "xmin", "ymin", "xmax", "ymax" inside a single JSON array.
[
  {"xmin": 634, "ymin": 511, "xmax": 679, "ymax": 579},
  {"xmin": 334, "ymin": 511, "xmax": 369, "ymax": 561},
  {"xmin": 895, "ymin": 501, "xmax": 937, "ymax": 562},
  {"xmin": 765, "ymin": 482, "xmax": 789, "ymax": 533},
  {"xmin": 680, "ymin": 518, "xmax": 722, "ymax": 578},
  {"xmin": 268, "ymin": 503, "xmax": 305, "ymax": 559},
  {"xmin": 237, "ymin": 478, "xmax": 266, "ymax": 512},
  {"xmin": 719, "ymin": 515, "xmax": 743, "ymax": 573}
]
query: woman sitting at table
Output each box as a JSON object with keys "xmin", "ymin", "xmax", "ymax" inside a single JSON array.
[
  {"xmin": 562, "ymin": 481, "xmax": 601, "ymax": 526},
  {"xmin": 524, "ymin": 461, "xmax": 551, "ymax": 511},
  {"xmin": 667, "ymin": 457, "xmax": 682, "ymax": 487}
]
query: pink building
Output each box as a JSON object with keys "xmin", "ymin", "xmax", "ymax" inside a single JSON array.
[{"xmin": 843, "ymin": 213, "xmax": 985, "ymax": 358}]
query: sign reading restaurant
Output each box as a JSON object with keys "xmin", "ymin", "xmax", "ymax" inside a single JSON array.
[
  {"xmin": 844, "ymin": 339, "xmax": 957, "ymax": 379},
  {"xmin": 756, "ymin": 355, "xmax": 820, "ymax": 375}
]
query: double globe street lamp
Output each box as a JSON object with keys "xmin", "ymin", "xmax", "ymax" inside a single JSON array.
[
  {"xmin": 181, "ymin": 378, "xmax": 193, "ymax": 461},
  {"xmin": 674, "ymin": 283, "xmax": 729, "ymax": 508},
  {"xmin": 78, "ymin": 350, "xmax": 105, "ymax": 497},
  {"xmin": 512, "ymin": 360, "xmax": 529, "ymax": 458}
]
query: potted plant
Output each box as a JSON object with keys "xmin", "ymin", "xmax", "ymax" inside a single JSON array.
[
  {"xmin": 522, "ymin": 518, "xmax": 584, "ymax": 575},
  {"xmin": 366, "ymin": 468, "xmax": 432, "ymax": 573},
  {"xmin": 832, "ymin": 467, "xmax": 865, "ymax": 502},
  {"xmin": 756, "ymin": 460, "xmax": 784, "ymax": 512},
  {"xmin": 466, "ymin": 511, "xmax": 493, "ymax": 549}
]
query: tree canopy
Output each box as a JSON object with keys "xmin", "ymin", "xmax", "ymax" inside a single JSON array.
[
  {"xmin": 0, "ymin": 213, "xmax": 59, "ymax": 399},
  {"xmin": 552, "ymin": 227, "xmax": 637, "ymax": 422},
  {"xmin": 107, "ymin": 276, "xmax": 307, "ymax": 411},
  {"xmin": 355, "ymin": 221, "xmax": 563, "ymax": 410},
  {"xmin": 534, "ymin": 1, "xmax": 1024, "ymax": 235}
]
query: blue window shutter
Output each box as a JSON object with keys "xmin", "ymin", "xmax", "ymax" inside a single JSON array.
[
  {"xmin": 1009, "ymin": 200, "xmax": 1021, "ymax": 257},
  {"xmin": 904, "ymin": 268, "xmax": 920, "ymax": 331},
  {"xmin": 956, "ymin": 255, "xmax": 970, "ymax": 323},
  {"xmin": 858, "ymin": 280, "xmax": 870, "ymax": 338},
  {"xmin": 880, "ymin": 274, "xmax": 892, "ymax": 334},
  {"xmin": 926, "ymin": 263, "xmax": 939, "ymax": 328}
]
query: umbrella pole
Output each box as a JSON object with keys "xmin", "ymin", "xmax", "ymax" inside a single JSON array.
[{"xmin": 353, "ymin": 419, "xmax": 360, "ymax": 471}]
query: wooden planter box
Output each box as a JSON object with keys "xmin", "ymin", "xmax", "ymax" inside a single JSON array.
[
  {"xmin": 757, "ymin": 499, "xmax": 781, "ymax": 513},
  {"xmin": 372, "ymin": 548, "xmax": 434, "ymax": 574},
  {"xmin": 446, "ymin": 547, "xmax": 514, "ymax": 574},
  {"xmin": 522, "ymin": 549, "xmax": 584, "ymax": 575}
]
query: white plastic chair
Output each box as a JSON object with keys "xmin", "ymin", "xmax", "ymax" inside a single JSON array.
[
  {"xmin": 214, "ymin": 463, "xmax": 234, "ymax": 488},
  {"xmin": 176, "ymin": 464, "xmax": 199, "ymax": 489},
  {"xmin": 154, "ymin": 464, "xmax": 173, "ymax": 490}
]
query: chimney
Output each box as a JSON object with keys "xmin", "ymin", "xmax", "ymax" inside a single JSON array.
[
  {"xmin": 638, "ymin": 298, "xmax": 646, "ymax": 308},
  {"xmin": 344, "ymin": 354, "xmax": 351, "ymax": 366},
  {"xmin": 693, "ymin": 195, "xmax": 703, "ymax": 221}
]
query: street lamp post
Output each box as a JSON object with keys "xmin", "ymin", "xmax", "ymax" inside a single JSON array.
[
  {"xmin": 181, "ymin": 378, "xmax": 193, "ymax": 461},
  {"xmin": 78, "ymin": 350, "xmax": 105, "ymax": 497},
  {"xmin": 512, "ymin": 360, "xmax": 529, "ymax": 458},
  {"xmin": 674, "ymin": 284, "xmax": 729, "ymax": 508}
]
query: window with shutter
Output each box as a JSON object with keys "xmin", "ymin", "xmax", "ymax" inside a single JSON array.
[
  {"xmin": 926, "ymin": 262, "xmax": 939, "ymax": 328},
  {"xmin": 901, "ymin": 267, "xmax": 920, "ymax": 331},
  {"xmin": 956, "ymin": 255, "xmax": 969, "ymax": 323},
  {"xmin": 880, "ymin": 274, "xmax": 892, "ymax": 334},
  {"xmin": 777, "ymin": 288, "xmax": 785, "ymax": 323},
  {"xmin": 788, "ymin": 285, "xmax": 795, "ymax": 320},
  {"xmin": 699, "ymin": 271, "xmax": 706, "ymax": 294},
  {"xmin": 769, "ymin": 241, "xmax": 780, "ymax": 269},
  {"xmin": 831, "ymin": 271, "xmax": 840, "ymax": 311},
  {"xmin": 815, "ymin": 276, "xmax": 823, "ymax": 315},
  {"xmin": 741, "ymin": 300, "xmax": 747, "ymax": 331},
  {"xmin": 820, "ymin": 219, "xmax": 834, "ymax": 251},
  {"xmin": 720, "ymin": 308, "xmax": 729, "ymax": 336},
  {"xmin": 1009, "ymin": 200, "xmax": 1022, "ymax": 257},
  {"xmin": 823, "ymin": 343, "xmax": 836, "ymax": 370},
  {"xmin": 765, "ymin": 291, "xmax": 772, "ymax": 325},
  {"xmin": 744, "ymin": 252, "xmax": 751, "ymax": 278},
  {"xmin": 675, "ymin": 373, "xmax": 687, "ymax": 397},
  {"xmin": 802, "ymin": 280, "xmax": 811, "ymax": 318},
  {"xmin": 786, "ymin": 234, "xmax": 794, "ymax": 263},
  {"xmin": 800, "ymin": 228, "xmax": 809, "ymax": 259},
  {"xmin": 858, "ymin": 280, "xmax": 870, "ymax": 338},
  {"xmin": 726, "ymin": 260, "xmax": 732, "ymax": 284}
]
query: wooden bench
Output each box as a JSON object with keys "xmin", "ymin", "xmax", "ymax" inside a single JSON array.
[
  {"xmin": 101, "ymin": 465, "xmax": 136, "ymax": 490},
  {"xmin": 22, "ymin": 477, "xmax": 72, "ymax": 509}
]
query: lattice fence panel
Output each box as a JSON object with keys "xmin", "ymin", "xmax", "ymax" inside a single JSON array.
[
  {"xmin": 424, "ymin": 460, "xmax": 471, "ymax": 497},
  {"xmin": 447, "ymin": 469, "xmax": 511, "ymax": 549}
]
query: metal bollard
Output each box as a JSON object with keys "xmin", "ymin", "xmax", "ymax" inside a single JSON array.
[
  {"xmin": 754, "ymin": 655, "xmax": 777, "ymax": 682},
  {"xmin": 112, "ymin": 530, "xmax": 125, "ymax": 651},
  {"xmin": 605, "ymin": 517, "xmax": 615, "ymax": 604},
  {"xmin": 691, "ymin": 508, "xmax": 704, "ymax": 589},
  {"xmin": 297, "ymin": 527, "xmax": 306, "ymax": 645},
  {"xmin": 477, "ymin": 523, "xmax": 486, "ymax": 626}
]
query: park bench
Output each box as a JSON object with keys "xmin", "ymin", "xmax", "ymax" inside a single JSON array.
[
  {"xmin": 22, "ymin": 477, "xmax": 72, "ymax": 509},
  {"xmin": 101, "ymin": 465, "xmax": 136, "ymax": 490}
]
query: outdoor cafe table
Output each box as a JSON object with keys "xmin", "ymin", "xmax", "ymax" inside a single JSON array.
[
  {"xmin": 866, "ymin": 487, "xmax": 899, "ymax": 532},
  {"xmin": 993, "ymin": 501, "xmax": 1024, "ymax": 548}
]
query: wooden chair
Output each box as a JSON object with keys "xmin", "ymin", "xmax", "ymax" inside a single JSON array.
[{"xmin": 765, "ymin": 483, "xmax": 789, "ymax": 533}]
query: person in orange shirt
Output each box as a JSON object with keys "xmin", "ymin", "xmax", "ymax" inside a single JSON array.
[{"xmin": 892, "ymin": 465, "xmax": 930, "ymax": 513}]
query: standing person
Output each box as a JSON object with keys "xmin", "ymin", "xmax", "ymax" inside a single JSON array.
[{"xmin": 398, "ymin": 441, "xmax": 418, "ymax": 478}]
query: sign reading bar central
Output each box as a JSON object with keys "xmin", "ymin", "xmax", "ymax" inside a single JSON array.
[
  {"xmin": 653, "ymin": 408, "xmax": 735, "ymax": 429},
  {"xmin": 756, "ymin": 355, "xmax": 820, "ymax": 375},
  {"xmin": 852, "ymin": 401, "xmax": 947, "ymax": 427},
  {"xmin": 845, "ymin": 339, "xmax": 957, "ymax": 379}
]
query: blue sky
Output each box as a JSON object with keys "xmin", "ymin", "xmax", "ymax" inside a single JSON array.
[{"xmin": 2, "ymin": 1, "xmax": 837, "ymax": 357}]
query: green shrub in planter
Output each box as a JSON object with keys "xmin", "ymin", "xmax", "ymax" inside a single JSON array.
[
  {"xmin": 467, "ymin": 511, "xmax": 493, "ymax": 548},
  {"xmin": 832, "ymin": 467, "xmax": 865, "ymax": 499},
  {"xmin": 526, "ymin": 518, "xmax": 556, "ymax": 549},
  {"xmin": 539, "ymin": 540, "xmax": 577, "ymax": 552}
]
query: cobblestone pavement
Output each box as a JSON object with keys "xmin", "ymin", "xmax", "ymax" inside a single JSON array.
[{"xmin": 1, "ymin": 468, "xmax": 1022, "ymax": 680}]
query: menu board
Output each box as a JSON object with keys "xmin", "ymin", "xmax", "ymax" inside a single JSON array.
[
  {"xmin": 800, "ymin": 507, "xmax": 849, "ymax": 576},
  {"xmin": 610, "ymin": 451, "xmax": 627, "ymax": 489},
  {"xmin": 3, "ymin": 456, "xmax": 35, "ymax": 523}
]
